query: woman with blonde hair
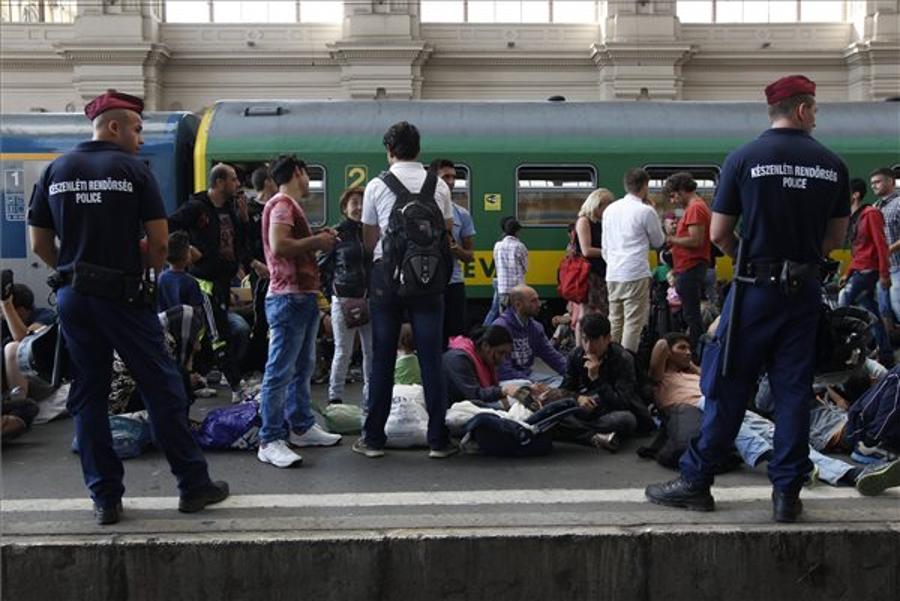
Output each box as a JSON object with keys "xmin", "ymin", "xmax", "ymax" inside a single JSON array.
[{"xmin": 574, "ymin": 188, "xmax": 614, "ymax": 320}]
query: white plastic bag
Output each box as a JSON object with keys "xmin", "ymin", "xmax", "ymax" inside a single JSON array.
[{"xmin": 384, "ymin": 384, "xmax": 429, "ymax": 448}]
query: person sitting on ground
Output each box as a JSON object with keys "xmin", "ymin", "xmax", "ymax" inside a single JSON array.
[
  {"xmin": 550, "ymin": 310, "xmax": 576, "ymax": 355},
  {"xmin": 157, "ymin": 231, "xmax": 205, "ymax": 312},
  {"xmin": 2, "ymin": 277, "xmax": 57, "ymax": 402},
  {"xmin": 555, "ymin": 313, "xmax": 655, "ymax": 452},
  {"xmin": 649, "ymin": 332, "xmax": 702, "ymax": 413},
  {"xmin": 650, "ymin": 333, "xmax": 900, "ymax": 494},
  {"xmin": 493, "ymin": 285, "xmax": 567, "ymax": 386},
  {"xmin": 444, "ymin": 325, "xmax": 519, "ymax": 408},
  {"xmin": 109, "ymin": 305, "xmax": 204, "ymax": 415},
  {"xmin": 394, "ymin": 323, "xmax": 422, "ymax": 386},
  {"xmin": 2, "ymin": 397, "xmax": 39, "ymax": 442}
]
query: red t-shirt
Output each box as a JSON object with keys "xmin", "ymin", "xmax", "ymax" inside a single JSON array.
[
  {"xmin": 672, "ymin": 198, "xmax": 712, "ymax": 273},
  {"xmin": 262, "ymin": 193, "xmax": 319, "ymax": 295}
]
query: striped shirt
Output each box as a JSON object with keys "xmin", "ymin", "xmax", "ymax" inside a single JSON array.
[
  {"xmin": 880, "ymin": 192, "xmax": 900, "ymax": 269},
  {"xmin": 493, "ymin": 235, "xmax": 528, "ymax": 293}
]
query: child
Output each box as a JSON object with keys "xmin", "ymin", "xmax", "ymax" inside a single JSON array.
[
  {"xmin": 157, "ymin": 231, "xmax": 204, "ymax": 312},
  {"xmin": 394, "ymin": 323, "xmax": 422, "ymax": 386},
  {"xmin": 666, "ymin": 271, "xmax": 682, "ymax": 313}
]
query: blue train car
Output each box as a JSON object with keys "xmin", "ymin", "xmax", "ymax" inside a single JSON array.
[{"xmin": 0, "ymin": 112, "xmax": 198, "ymax": 302}]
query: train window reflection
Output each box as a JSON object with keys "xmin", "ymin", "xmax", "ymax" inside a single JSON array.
[
  {"xmin": 451, "ymin": 165, "xmax": 470, "ymax": 211},
  {"xmin": 222, "ymin": 160, "xmax": 326, "ymax": 227},
  {"xmin": 516, "ymin": 165, "xmax": 596, "ymax": 226},
  {"xmin": 426, "ymin": 162, "xmax": 470, "ymax": 211},
  {"xmin": 303, "ymin": 164, "xmax": 326, "ymax": 226}
]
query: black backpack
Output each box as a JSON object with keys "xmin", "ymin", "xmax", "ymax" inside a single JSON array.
[{"xmin": 379, "ymin": 168, "xmax": 453, "ymax": 298}]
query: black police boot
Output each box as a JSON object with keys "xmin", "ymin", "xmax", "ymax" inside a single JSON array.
[
  {"xmin": 94, "ymin": 501, "xmax": 123, "ymax": 526},
  {"xmin": 645, "ymin": 476, "xmax": 715, "ymax": 512},
  {"xmin": 772, "ymin": 489, "xmax": 803, "ymax": 523},
  {"xmin": 178, "ymin": 480, "xmax": 230, "ymax": 514}
]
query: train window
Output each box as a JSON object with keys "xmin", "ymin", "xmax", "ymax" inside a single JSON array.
[
  {"xmin": 516, "ymin": 165, "xmax": 596, "ymax": 226},
  {"xmin": 452, "ymin": 165, "xmax": 470, "ymax": 211},
  {"xmin": 424, "ymin": 162, "xmax": 470, "ymax": 210},
  {"xmin": 644, "ymin": 165, "xmax": 719, "ymax": 217},
  {"xmin": 450, "ymin": 164, "xmax": 470, "ymax": 211},
  {"xmin": 304, "ymin": 164, "xmax": 326, "ymax": 226},
  {"xmin": 223, "ymin": 160, "xmax": 326, "ymax": 226}
]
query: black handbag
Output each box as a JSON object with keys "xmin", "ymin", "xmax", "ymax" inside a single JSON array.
[{"xmin": 340, "ymin": 296, "xmax": 370, "ymax": 329}]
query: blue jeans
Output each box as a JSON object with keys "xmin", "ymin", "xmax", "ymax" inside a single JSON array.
[
  {"xmin": 58, "ymin": 287, "xmax": 212, "ymax": 507},
  {"xmin": 698, "ymin": 397, "xmax": 853, "ymax": 486},
  {"xmin": 364, "ymin": 261, "xmax": 450, "ymax": 450},
  {"xmin": 483, "ymin": 280, "xmax": 501, "ymax": 326},
  {"xmin": 839, "ymin": 270, "xmax": 892, "ymax": 362},
  {"xmin": 259, "ymin": 293, "xmax": 319, "ymax": 444},
  {"xmin": 227, "ymin": 311, "xmax": 251, "ymax": 382},
  {"xmin": 877, "ymin": 266, "xmax": 900, "ymax": 323}
]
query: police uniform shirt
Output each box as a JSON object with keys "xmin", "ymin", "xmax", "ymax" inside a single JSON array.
[
  {"xmin": 713, "ymin": 128, "xmax": 850, "ymax": 263},
  {"xmin": 27, "ymin": 141, "xmax": 166, "ymax": 276}
]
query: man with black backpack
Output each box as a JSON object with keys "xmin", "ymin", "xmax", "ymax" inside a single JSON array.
[{"xmin": 354, "ymin": 121, "xmax": 457, "ymax": 459}]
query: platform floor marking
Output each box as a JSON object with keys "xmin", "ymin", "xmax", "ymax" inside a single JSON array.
[{"xmin": 3, "ymin": 486, "xmax": 894, "ymax": 513}]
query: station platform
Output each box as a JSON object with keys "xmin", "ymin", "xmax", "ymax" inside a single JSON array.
[{"xmin": 3, "ymin": 378, "xmax": 898, "ymax": 601}]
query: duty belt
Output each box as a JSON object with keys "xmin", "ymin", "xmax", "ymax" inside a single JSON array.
[{"xmin": 736, "ymin": 260, "xmax": 820, "ymax": 293}]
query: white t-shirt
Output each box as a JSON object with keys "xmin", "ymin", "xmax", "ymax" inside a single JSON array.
[
  {"xmin": 601, "ymin": 193, "xmax": 665, "ymax": 282},
  {"xmin": 362, "ymin": 161, "xmax": 453, "ymax": 261}
]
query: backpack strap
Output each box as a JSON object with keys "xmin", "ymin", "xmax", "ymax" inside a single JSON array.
[
  {"xmin": 419, "ymin": 165, "xmax": 439, "ymax": 205},
  {"xmin": 378, "ymin": 171, "xmax": 414, "ymax": 209}
]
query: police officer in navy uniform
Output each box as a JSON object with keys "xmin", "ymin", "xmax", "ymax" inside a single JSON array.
[
  {"xmin": 28, "ymin": 90, "xmax": 229, "ymax": 525},
  {"xmin": 645, "ymin": 76, "xmax": 850, "ymax": 522}
]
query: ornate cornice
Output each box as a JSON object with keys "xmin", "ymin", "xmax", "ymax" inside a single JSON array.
[
  {"xmin": 167, "ymin": 52, "xmax": 338, "ymax": 68},
  {"xmin": 590, "ymin": 43, "xmax": 696, "ymax": 67},
  {"xmin": 689, "ymin": 50, "xmax": 848, "ymax": 68},
  {"xmin": 843, "ymin": 40, "xmax": 900, "ymax": 64},
  {"xmin": 53, "ymin": 42, "xmax": 171, "ymax": 67},
  {"xmin": 328, "ymin": 42, "xmax": 433, "ymax": 66},
  {"xmin": 427, "ymin": 51, "xmax": 592, "ymax": 68},
  {"xmin": 0, "ymin": 53, "xmax": 71, "ymax": 72}
]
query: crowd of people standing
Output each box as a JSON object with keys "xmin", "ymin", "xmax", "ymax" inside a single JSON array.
[{"xmin": 5, "ymin": 76, "xmax": 900, "ymax": 527}]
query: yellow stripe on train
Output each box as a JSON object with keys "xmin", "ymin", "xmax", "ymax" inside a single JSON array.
[{"xmin": 462, "ymin": 249, "xmax": 853, "ymax": 287}]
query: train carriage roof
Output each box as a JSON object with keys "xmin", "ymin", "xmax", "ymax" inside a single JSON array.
[
  {"xmin": 204, "ymin": 100, "xmax": 900, "ymax": 158},
  {"xmin": 0, "ymin": 112, "xmax": 199, "ymax": 155}
]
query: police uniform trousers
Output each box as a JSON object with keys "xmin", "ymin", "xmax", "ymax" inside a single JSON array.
[
  {"xmin": 57, "ymin": 286, "xmax": 212, "ymax": 507},
  {"xmin": 680, "ymin": 279, "xmax": 819, "ymax": 493}
]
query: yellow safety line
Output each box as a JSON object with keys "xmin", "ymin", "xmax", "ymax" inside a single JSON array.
[{"xmin": 0, "ymin": 153, "xmax": 60, "ymax": 160}]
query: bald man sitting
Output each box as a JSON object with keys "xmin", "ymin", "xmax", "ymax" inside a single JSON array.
[{"xmin": 491, "ymin": 285, "xmax": 567, "ymax": 387}]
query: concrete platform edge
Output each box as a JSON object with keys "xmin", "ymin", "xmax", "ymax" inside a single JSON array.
[{"xmin": 4, "ymin": 523, "xmax": 899, "ymax": 601}]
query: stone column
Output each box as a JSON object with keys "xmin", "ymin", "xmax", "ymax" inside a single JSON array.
[
  {"xmin": 54, "ymin": 0, "xmax": 169, "ymax": 108},
  {"xmin": 845, "ymin": 0, "xmax": 900, "ymax": 100},
  {"xmin": 328, "ymin": 0, "xmax": 432, "ymax": 99},
  {"xmin": 591, "ymin": 0, "xmax": 694, "ymax": 100}
]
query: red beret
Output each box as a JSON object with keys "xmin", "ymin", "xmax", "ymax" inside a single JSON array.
[
  {"xmin": 765, "ymin": 75, "xmax": 816, "ymax": 105},
  {"xmin": 84, "ymin": 89, "xmax": 144, "ymax": 121}
]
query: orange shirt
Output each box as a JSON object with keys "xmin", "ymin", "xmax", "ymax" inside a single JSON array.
[{"xmin": 671, "ymin": 198, "xmax": 712, "ymax": 273}]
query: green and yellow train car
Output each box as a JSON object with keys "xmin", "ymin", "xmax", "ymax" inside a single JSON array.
[{"xmin": 194, "ymin": 100, "xmax": 900, "ymax": 303}]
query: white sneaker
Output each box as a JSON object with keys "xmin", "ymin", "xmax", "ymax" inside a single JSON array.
[
  {"xmin": 289, "ymin": 424, "xmax": 342, "ymax": 447},
  {"xmin": 257, "ymin": 440, "xmax": 303, "ymax": 468}
]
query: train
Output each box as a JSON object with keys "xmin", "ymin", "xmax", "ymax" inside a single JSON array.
[
  {"xmin": 1, "ymin": 112, "xmax": 198, "ymax": 302},
  {"xmin": 3, "ymin": 101, "xmax": 899, "ymax": 306}
]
